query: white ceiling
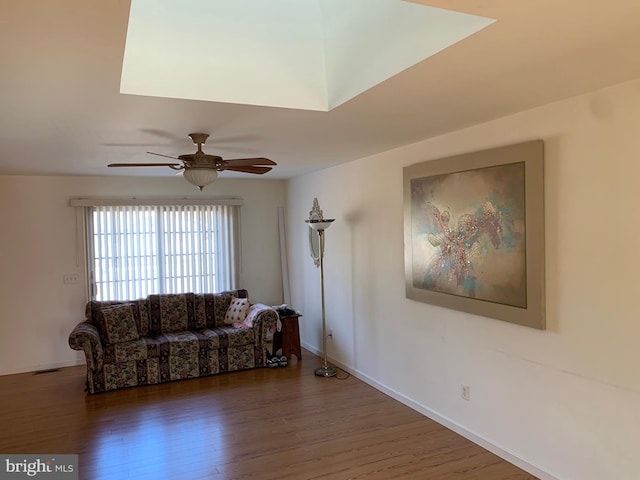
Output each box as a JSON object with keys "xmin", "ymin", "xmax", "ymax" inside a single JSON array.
[{"xmin": 1, "ymin": 0, "xmax": 640, "ymax": 181}]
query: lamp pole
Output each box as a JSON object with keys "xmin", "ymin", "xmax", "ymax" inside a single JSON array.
[
  {"xmin": 306, "ymin": 198, "xmax": 336, "ymax": 378},
  {"xmin": 315, "ymin": 227, "xmax": 336, "ymax": 377}
]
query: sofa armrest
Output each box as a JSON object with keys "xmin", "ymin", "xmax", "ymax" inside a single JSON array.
[
  {"xmin": 244, "ymin": 304, "xmax": 278, "ymax": 364},
  {"xmin": 246, "ymin": 304, "xmax": 278, "ymax": 335},
  {"xmin": 68, "ymin": 322, "xmax": 104, "ymax": 371}
]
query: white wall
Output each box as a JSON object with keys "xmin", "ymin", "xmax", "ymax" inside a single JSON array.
[
  {"xmin": 0, "ymin": 175, "xmax": 285, "ymax": 376},
  {"xmin": 286, "ymin": 78, "xmax": 640, "ymax": 480}
]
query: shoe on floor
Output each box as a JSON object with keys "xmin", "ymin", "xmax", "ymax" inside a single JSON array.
[{"xmin": 266, "ymin": 357, "xmax": 278, "ymax": 368}]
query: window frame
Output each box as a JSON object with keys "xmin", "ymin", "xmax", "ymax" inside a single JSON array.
[{"xmin": 71, "ymin": 197, "xmax": 242, "ymax": 301}]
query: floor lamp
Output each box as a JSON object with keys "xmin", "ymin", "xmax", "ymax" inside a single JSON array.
[{"xmin": 306, "ymin": 199, "xmax": 336, "ymax": 377}]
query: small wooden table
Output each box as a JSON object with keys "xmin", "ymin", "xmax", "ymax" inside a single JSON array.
[{"xmin": 272, "ymin": 313, "xmax": 302, "ymax": 361}]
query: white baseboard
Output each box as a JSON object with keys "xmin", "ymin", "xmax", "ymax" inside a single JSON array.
[
  {"xmin": 0, "ymin": 359, "xmax": 83, "ymax": 377},
  {"xmin": 301, "ymin": 341, "xmax": 558, "ymax": 480},
  {"xmin": 301, "ymin": 341, "xmax": 322, "ymax": 357}
]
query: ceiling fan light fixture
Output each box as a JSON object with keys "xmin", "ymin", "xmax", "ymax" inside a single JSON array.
[
  {"xmin": 108, "ymin": 133, "xmax": 276, "ymax": 185},
  {"xmin": 183, "ymin": 166, "xmax": 218, "ymax": 191}
]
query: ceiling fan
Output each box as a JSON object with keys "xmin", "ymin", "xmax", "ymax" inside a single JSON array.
[{"xmin": 108, "ymin": 133, "xmax": 276, "ymax": 191}]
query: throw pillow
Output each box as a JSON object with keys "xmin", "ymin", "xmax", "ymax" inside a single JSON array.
[
  {"xmin": 224, "ymin": 298, "xmax": 250, "ymax": 325},
  {"xmin": 100, "ymin": 304, "xmax": 140, "ymax": 344}
]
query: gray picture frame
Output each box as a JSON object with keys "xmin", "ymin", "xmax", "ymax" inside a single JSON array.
[{"xmin": 403, "ymin": 140, "xmax": 545, "ymax": 329}]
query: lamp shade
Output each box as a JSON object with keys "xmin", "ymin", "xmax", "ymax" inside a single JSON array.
[
  {"xmin": 305, "ymin": 219, "xmax": 335, "ymax": 231},
  {"xmin": 183, "ymin": 167, "xmax": 218, "ymax": 191}
]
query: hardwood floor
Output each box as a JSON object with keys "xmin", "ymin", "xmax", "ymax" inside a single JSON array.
[{"xmin": 0, "ymin": 350, "xmax": 537, "ymax": 479}]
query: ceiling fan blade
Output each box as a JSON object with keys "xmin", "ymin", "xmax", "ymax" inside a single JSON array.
[
  {"xmin": 147, "ymin": 151, "xmax": 181, "ymax": 160},
  {"xmin": 223, "ymin": 165, "xmax": 272, "ymax": 175},
  {"xmin": 108, "ymin": 162, "xmax": 181, "ymax": 167},
  {"xmin": 223, "ymin": 157, "xmax": 276, "ymax": 167}
]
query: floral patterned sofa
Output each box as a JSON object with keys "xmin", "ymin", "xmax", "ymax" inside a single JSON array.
[{"xmin": 68, "ymin": 289, "xmax": 278, "ymax": 394}]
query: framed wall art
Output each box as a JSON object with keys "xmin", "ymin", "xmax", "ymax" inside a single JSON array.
[{"xmin": 403, "ymin": 140, "xmax": 545, "ymax": 329}]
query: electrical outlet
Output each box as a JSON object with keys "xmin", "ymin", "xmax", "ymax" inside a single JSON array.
[
  {"xmin": 63, "ymin": 273, "xmax": 80, "ymax": 285},
  {"xmin": 461, "ymin": 384, "xmax": 471, "ymax": 401}
]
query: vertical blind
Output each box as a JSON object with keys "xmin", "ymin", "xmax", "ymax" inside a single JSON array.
[{"xmin": 87, "ymin": 204, "xmax": 240, "ymax": 301}]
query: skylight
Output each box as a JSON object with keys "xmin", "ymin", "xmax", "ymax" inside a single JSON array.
[{"xmin": 121, "ymin": 0, "xmax": 494, "ymax": 111}]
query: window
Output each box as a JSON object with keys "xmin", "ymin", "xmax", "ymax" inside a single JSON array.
[{"xmin": 84, "ymin": 203, "xmax": 241, "ymax": 301}]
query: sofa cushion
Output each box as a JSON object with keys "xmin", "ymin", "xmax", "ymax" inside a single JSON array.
[
  {"xmin": 99, "ymin": 304, "xmax": 140, "ymax": 344},
  {"xmin": 144, "ymin": 331, "xmax": 199, "ymax": 358},
  {"xmin": 87, "ymin": 299, "xmax": 150, "ymax": 337},
  {"xmin": 104, "ymin": 333, "xmax": 199, "ymax": 363},
  {"xmin": 224, "ymin": 298, "xmax": 250, "ymax": 325},
  {"xmin": 194, "ymin": 326, "xmax": 255, "ymax": 349},
  {"xmin": 149, "ymin": 293, "xmax": 196, "ymax": 334},
  {"xmin": 103, "ymin": 328, "xmax": 256, "ymax": 364}
]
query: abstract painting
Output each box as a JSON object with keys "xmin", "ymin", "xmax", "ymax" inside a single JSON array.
[{"xmin": 403, "ymin": 141, "xmax": 545, "ymax": 329}]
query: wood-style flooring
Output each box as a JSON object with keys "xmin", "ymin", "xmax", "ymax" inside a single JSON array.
[{"xmin": 0, "ymin": 349, "xmax": 538, "ymax": 479}]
